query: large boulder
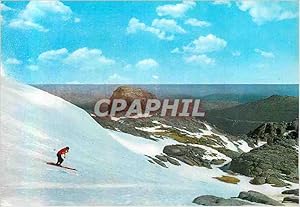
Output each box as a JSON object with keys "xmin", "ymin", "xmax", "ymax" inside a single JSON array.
[
  {"xmin": 229, "ymin": 144, "xmax": 298, "ymax": 184},
  {"xmin": 238, "ymin": 191, "xmax": 283, "ymax": 206},
  {"xmin": 192, "ymin": 195, "xmax": 252, "ymax": 206},
  {"xmin": 283, "ymin": 196, "xmax": 299, "ymax": 204},
  {"xmin": 282, "ymin": 189, "xmax": 299, "ymax": 196},
  {"xmin": 163, "ymin": 144, "xmax": 211, "ymax": 168},
  {"xmin": 109, "ymin": 86, "xmax": 157, "ymax": 117}
]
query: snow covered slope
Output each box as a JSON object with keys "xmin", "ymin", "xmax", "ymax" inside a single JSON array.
[{"xmin": 0, "ymin": 77, "xmax": 287, "ymax": 206}]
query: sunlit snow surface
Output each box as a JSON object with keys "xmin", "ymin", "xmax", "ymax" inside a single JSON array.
[{"xmin": 0, "ymin": 77, "xmax": 295, "ymax": 206}]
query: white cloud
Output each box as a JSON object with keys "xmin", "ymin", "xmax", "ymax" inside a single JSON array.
[
  {"xmin": 152, "ymin": 75, "xmax": 159, "ymax": 80},
  {"xmin": 20, "ymin": 1, "xmax": 72, "ymax": 21},
  {"xmin": 171, "ymin": 48, "xmax": 181, "ymax": 54},
  {"xmin": 254, "ymin": 48, "xmax": 275, "ymax": 58},
  {"xmin": 184, "ymin": 54, "xmax": 215, "ymax": 65},
  {"xmin": 106, "ymin": 73, "xmax": 129, "ymax": 84},
  {"xmin": 183, "ymin": 34, "xmax": 227, "ymax": 54},
  {"xmin": 5, "ymin": 58, "xmax": 22, "ymax": 65},
  {"xmin": 38, "ymin": 48, "xmax": 68, "ymax": 61},
  {"xmin": 255, "ymin": 63, "xmax": 269, "ymax": 69},
  {"xmin": 9, "ymin": 19, "xmax": 49, "ymax": 32},
  {"xmin": 232, "ymin": 51, "xmax": 241, "ymax": 57},
  {"xmin": 30, "ymin": 47, "xmax": 115, "ymax": 71},
  {"xmin": 9, "ymin": 1, "xmax": 73, "ymax": 32},
  {"xmin": 126, "ymin": 18, "xmax": 145, "ymax": 33},
  {"xmin": 74, "ymin": 17, "xmax": 80, "ymax": 23},
  {"xmin": 135, "ymin": 58, "xmax": 159, "ymax": 70},
  {"xmin": 213, "ymin": 0, "xmax": 231, "ymax": 6},
  {"xmin": 152, "ymin": 18, "xmax": 186, "ymax": 34},
  {"xmin": 236, "ymin": 0, "xmax": 297, "ymax": 25},
  {"xmin": 127, "ymin": 17, "xmax": 186, "ymax": 41},
  {"xmin": 184, "ymin": 18, "xmax": 211, "ymax": 27},
  {"xmin": 156, "ymin": 0, "xmax": 196, "ymax": 18},
  {"xmin": 64, "ymin": 48, "xmax": 115, "ymax": 70},
  {"xmin": 108, "ymin": 73, "xmax": 122, "ymax": 81},
  {"xmin": 174, "ymin": 34, "xmax": 226, "ymax": 66},
  {"xmin": 0, "ymin": 3, "xmax": 13, "ymax": 11},
  {"xmin": 1, "ymin": 3, "xmax": 14, "ymax": 24},
  {"xmin": 27, "ymin": 64, "xmax": 39, "ymax": 71}
]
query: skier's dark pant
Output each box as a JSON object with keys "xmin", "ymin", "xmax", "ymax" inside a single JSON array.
[{"xmin": 56, "ymin": 154, "xmax": 64, "ymax": 165}]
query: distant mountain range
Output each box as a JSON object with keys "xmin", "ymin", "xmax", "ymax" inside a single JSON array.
[
  {"xmin": 35, "ymin": 84, "xmax": 298, "ymax": 135},
  {"xmin": 202, "ymin": 93, "xmax": 267, "ymax": 103},
  {"xmin": 205, "ymin": 95, "xmax": 299, "ymax": 135}
]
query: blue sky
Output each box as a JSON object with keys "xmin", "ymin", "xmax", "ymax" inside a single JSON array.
[{"xmin": 1, "ymin": 0, "xmax": 299, "ymax": 84}]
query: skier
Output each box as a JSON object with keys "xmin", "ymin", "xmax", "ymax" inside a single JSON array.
[{"xmin": 56, "ymin": 146, "xmax": 69, "ymax": 166}]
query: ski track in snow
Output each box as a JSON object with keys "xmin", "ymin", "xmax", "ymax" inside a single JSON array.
[{"xmin": 1, "ymin": 77, "xmax": 297, "ymax": 206}]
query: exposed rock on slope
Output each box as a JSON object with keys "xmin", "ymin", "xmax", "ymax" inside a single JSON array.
[
  {"xmin": 238, "ymin": 191, "xmax": 283, "ymax": 206},
  {"xmin": 163, "ymin": 144, "xmax": 212, "ymax": 168},
  {"xmin": 193, "ymin": 195, "xmax": 252, "ymax": 206},
  {"xmin": 229, "ymin": 144, "xmax": 298, "ymax": 183},
  {"xmin": 193, "ymin": 190, "xmax": 283, "ymax": 206},
  {"xmin": 111, "ymin": 86, "xmax": 157, "ymax": 105},
  {"xmin": 282, "ymin": 189, "xmax": 299, "ymax": 196},
  {"xmin": 228, "ymin": 120, "xmax": 299, "ymax": 185},
  {"xmin": 109, "ymin": 86, "xmax": 157, "ymax": 116},
  {"xmin": 247, "ymin": 119, "xmax": 298, "ymax": 146}
]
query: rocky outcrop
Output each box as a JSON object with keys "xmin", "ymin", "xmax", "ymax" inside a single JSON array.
[
  {"xmin": 193, "ymin": 190, "xmax": 284, "ymax": 206},
  {"xmin": 282, "ymin": 189, "xmax": 299, "ymax": 196},
  {"xmin": 247, "ymin": 119, "xmax": 298, "ymax": 146},
  {"xmin": 155, "ymin": 155, "xmax": 181, "ymax": 166},
  {"xmin": 229, "ymin": 144, "xmax": 298, "ymax": 184},
  {"xmin": 192, "ymin": 195, "xmax": 252, "ymax": 206},
  {"xmin": 282, "ymin": 189, "xmax": 299, "ymax": 204},
  {"xmin": 109, "ymin": 86, "xmax": 157, "ymax": 116},
  {"xmin": 238, "ymin": 191, "xmax": 283, "ymax": 206},
  {"xmin": 146, "ymin": 155, "xmax": 167, "ymax": 168},
  {"xmin": 228, "ymin": 120, "xmax": 299, "ymax": 185},
  {"xmin": 210, "ymin": 159, "xmax": 226, "ymax": 165},
  {"xmin": 163, "ymin": 144, "xmax": 212, "ymax": 168},
  {"xmin": 283, "ymin": 196, "xmax": 299, "ymax": 204}
]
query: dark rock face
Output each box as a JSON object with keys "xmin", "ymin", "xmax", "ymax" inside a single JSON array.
[
  {"xmin": 247, "ymin": 120, "xmax": 298, "ymax": 146},
  {"xmin": 163, "ymin": 144, "xmax": 212, "ymax": 168},
  {"xmin": 282, "ymin": 189, "xmax": 299, "ymax": 196},
  {"xmin": 155, "ymin": 155, "xmax": 168, "ymax": 162},
  {"xmin": 210, "ymin": 159, "xmax": 226, "ymax": 165},
  {"xmin": 94, "ymin": 116, "xmax": 206, "ymax": 141},
  {"xmin": 155, "ymin": 154, "xmax": 181, "ymax": 166},
  {"xmin": 229, "ymin": 120, "xmax": 299, "ymax": 185},
  {"xmin": 238, "ymin": 191, "xmax": 283, "ymax": 206},
  {"xmin": 229, "ymin": 144, "xmax": 298, "ymax": 184},
  {"xmin": 193, "ymin": 191, "xmax": 287, "ymax": 206},
  {"xmin": 146, "ymin": 156, "xmax": 168, "ymax": 168},
  {"xmin": 250, "ymin": 176, "xmax": 266, "ymax": 185},
  {"xmin": 192, "ymin": 195, "xmax": 252, "ymax": 206},
  {"xmin": 283, "ymin": 196, "xmax": 299, "ymax": 203},
  {"xmin": 265, "ymin": 176, "xmax": 287, "ymax": 187},
  {"xmin": 166, "ymin": 156, "xmax": 181, "ymax": 166}
]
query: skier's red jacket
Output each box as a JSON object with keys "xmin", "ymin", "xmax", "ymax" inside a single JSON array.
[{"xmin": 57, "ymin": 147, "xmax": 69, "ymax": 155}]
